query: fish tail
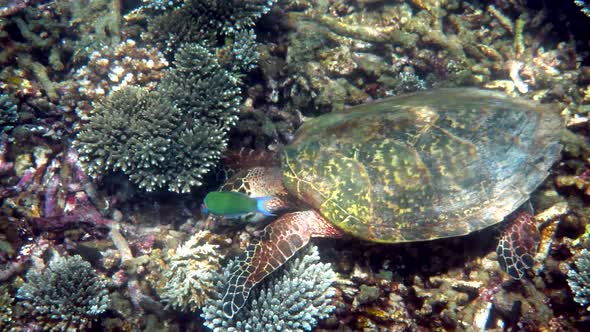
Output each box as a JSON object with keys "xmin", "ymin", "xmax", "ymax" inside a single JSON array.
[{"xmin": 255, "ymin": 196, "xmax": 276, "ymax": 216}]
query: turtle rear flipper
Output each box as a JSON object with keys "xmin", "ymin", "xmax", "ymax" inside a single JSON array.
[{"xmin": 222, "ymin": 210, "xmax": 342, "ymax": 318}]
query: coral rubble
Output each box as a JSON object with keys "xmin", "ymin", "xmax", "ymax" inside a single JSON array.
[{"xmin": 278, "ymin": 0, "xmax": 580, "ymax": 115}]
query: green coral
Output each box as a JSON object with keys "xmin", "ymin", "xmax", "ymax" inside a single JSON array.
[
  {"xmin": 75, "ymin": 43, "xmax": 242, "ymax": 192},
  {"xmin": 75, "ymin": 87, "xmax": 177, "ymax": 190},
  {"xmin": 16, "ymin": 255, "xmax": 110, "ymax": 331},
  {"xmin": 221, "ymin": 29, "xmax": 261, "ymax": 74},
  {"xmin": 202, "ymin": 245, "xmax": 337, "ymax": 332}
]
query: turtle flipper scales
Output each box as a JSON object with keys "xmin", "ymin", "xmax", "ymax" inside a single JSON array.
[
  {"xmin": 222, "ymin": 210, "xmax": 342, "ymax": 318},
  {"xmin": 496, "ymin": 213, "xmax": 541, "ymax": 279}
]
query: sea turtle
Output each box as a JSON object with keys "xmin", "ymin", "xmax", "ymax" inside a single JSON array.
[{"xmin": 217, "ymin": 88, "xmax": 562, "ymax": 318}]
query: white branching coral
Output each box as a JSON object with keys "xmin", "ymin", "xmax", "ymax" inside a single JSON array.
[
  {"xmin": 160, "ymin": 231, "xmax": 225, "ymax": 311},
  {"xmin": 202, "ymin": 245, "xmax": 337, "ymax": 332}
]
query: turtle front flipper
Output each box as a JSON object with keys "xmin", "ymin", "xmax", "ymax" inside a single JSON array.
[
  {"xmin": 496, "ymin": 213, "xmax": 541, "ymax": 279},
  {"xmin": 222, "ymin": 210, "xmax": 342, "ymax": 318}
]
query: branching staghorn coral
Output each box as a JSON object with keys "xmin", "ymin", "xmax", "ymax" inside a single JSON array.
[
  {"xmin": 74, "ymin": 86, "xmax": 178, "ymax": 190},
  {"xmin": 202, "ymin": 244, "xmax": 337, "ymax": 332},
  {"xmin": 158, "ymin": 43, "xmax": 241, "ymax": 130},
  {"xmin": 149, "ymin": 43, "xmax": 241, "ymax": 191},
  {"xmin": 16, "ymin": 254, "xmax": 110, "ymax": 331},
  {"xmin": 75, "ymin": 42, "xmax": 242, "ymax": 192}
]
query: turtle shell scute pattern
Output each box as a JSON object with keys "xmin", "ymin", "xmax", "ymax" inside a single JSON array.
[{"xmin": 280, "ymin": 88, "xmax": 562, "ymax": 243}]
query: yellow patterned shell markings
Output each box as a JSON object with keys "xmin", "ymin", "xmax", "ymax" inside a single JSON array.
[
  {"xmin": 284, "ymin": 141, "xmax": 377, "ymax": 239},
  {"xmin": 358, "ymin": 138, "xmax": 434, "ymax": 241},
  {"xmin": 282, "ymin": 142, "xmax": 371, "ymax": 239},
  {"xmin": 281, "ymin": 106, "xmax": 438, "ymax": 242},
  {"xmin": 279, "ymin": 88, "xmax": 563, "ymax": 243}
]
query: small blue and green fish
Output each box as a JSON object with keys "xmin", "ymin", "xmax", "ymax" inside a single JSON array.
[{"xmin": 201, "ymin": 191, "xmax": 275, "ymax": 218}]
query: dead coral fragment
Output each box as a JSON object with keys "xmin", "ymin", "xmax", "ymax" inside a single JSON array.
[{"xmin": 302, "ymin": 11, "xmax": 417, "ymax": 47}]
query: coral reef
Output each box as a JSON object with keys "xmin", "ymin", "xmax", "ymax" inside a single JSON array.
[
  {"xmin": 16, "ymin": 254, "xmax": 110, "ymax": 331},
  {"xmin": 278, "ymin": 0, "xmax": 581, "ymax": 114},
  {"xmin": 202, "ymin": 244, "xmax": 336, "ymax": 332},
  {"xmin": 0, "ymin": 0, "xmax": 123, "ymax": 96},
  {"xmin": 1, "ymin": 0, "xmax": 590, "ymax": 331},
  {"xmin": 74, "ymin": 86, "xmax": 181, "ymax": 191},
  {"xmin": 567, "ymin": 248, "xmax": 590, "ymax": 311},
  {"xmin": 221, "ymin": 28, "xmax": 262, "ymax": 74},
  {"xmin": 1, "ymin": 142, "xmax": 112, "ymax": 233},
  {"xmin": 160, "ymin": 230, "xmax": 225, "ymax": 311},
  {"xmin": 0, "ymin": 0, "xmax": 121, "ymax": 67},
  {"xmin": 75, "ymin": 42, "xmax": 242, "ymax": 192},
  {"xmin": 157, "ymin": 43, "xmax": 241, "ymax": 133},
  {"xmin": 0, "ymin": 285, "xmax": 14, "ymax": 329}
]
